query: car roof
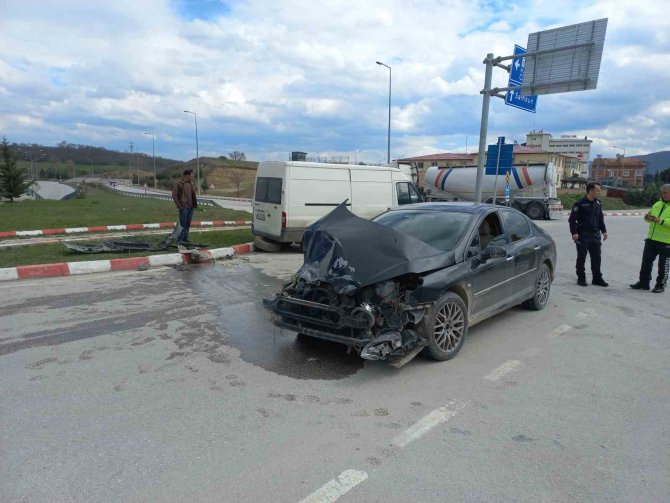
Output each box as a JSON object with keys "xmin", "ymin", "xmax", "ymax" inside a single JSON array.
[{"xmin": 388, "ymin": 202, "xmax": 497, "ymax": 215}]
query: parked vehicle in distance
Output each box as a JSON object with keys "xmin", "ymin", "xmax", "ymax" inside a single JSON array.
[
  {"xmin": 264, "ymin": 202, "xmax": 557, "ymax": 366},
  {"xmin": 252, "ymin": 161, "xmax": 422, "ymax": 252},
  {"xmin": 424, "ymin": 163, "xmax": 562, "ymax": 220}
]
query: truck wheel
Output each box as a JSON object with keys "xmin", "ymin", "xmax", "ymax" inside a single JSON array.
[
  {"xmin": 524, "ymin": 202, "xmax": 545, "ymax": 220},
  {"xmin": 420, "ymin": 292, "xmax": 468, "ymax": 361},
  {"xmin": 253, "ymin": 236, "xmax": 282, "ymax": 253}
]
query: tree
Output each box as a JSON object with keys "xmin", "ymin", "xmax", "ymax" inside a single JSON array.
[
  {"xmin": 225, "ymin": 167, "xmax": 248, "ymax": 196},
  {"xmin": 659, "ymin": 168, "xmax": 670, "ymax": 184},
  {"xmin": 0, "ymin": 137, "xmax": 29, "ymax": 202},
  {"xmin": 228, "ymin": 151, "xmax": 246, "ymax": 161}
]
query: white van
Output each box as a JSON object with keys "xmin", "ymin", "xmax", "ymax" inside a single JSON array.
[{"xmin": 252, "ymin": 161, "xmax": 422, "ymax": 248}]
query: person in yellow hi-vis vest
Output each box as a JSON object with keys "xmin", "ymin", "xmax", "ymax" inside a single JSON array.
[{"xmin": 630, "ymin": 184, "xmax": 670, "ymax": 293}]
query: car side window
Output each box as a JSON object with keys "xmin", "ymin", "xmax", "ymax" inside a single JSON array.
[
  {"xmin": 501, "ymin": 211, "xmax": 531, "ymax": 242},
  {"xmin": 467, "ymin": 213, "xmax": 506, "ymax": 258}
]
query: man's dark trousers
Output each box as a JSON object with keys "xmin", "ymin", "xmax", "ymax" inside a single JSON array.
[
  {"xmin": 575, "ymin": 232, "xmax": 603, "ymax": 280},
  {"xmin": 639, "ymin": 238, "xmax": 670, "ymax": 288},
  {"xmin": 178, "ymin": 207, "xmax": 194, "ymax": 243}
]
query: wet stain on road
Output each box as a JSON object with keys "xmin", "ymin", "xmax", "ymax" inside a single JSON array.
[{"xmin": 187, "ymin": 263, "xmax": 364, "ymax": 380}]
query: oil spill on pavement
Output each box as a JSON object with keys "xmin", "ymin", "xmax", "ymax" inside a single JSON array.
[{"xmin": 185, "ymin": 263, "xmax": 364, "ymax": 380}]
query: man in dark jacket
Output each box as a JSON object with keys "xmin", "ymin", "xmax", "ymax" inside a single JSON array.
[
  {"xmin": 172, "ymin": 169, "xmax": 198, "ymax": 244},
  {"xmin": 568, "ymin": 182, "xmax": 609, "ymax": 287}
]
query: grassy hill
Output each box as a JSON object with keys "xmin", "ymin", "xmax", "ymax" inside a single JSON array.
[{"xmin": 161, "ymin": 157, "xmax": 258, "ymax": 198}]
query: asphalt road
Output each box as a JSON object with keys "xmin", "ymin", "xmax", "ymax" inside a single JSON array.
[{"xmin": 1, "ymin": 216, "xmax": 668, "ymax": 502}]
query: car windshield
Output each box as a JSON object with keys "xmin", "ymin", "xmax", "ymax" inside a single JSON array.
[{"xmin": 374, "ymin": 209, "xmax": 473, "ymax": 251}]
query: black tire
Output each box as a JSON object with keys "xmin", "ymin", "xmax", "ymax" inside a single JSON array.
[
  {"xmin": 522, "ymin": 262, "xmax": 551, "ymax": 310},
  {"xmin": 524, "ymin": 202, "xmax": 545, "ymax": 220},
  {"xmin": 253, "ymin": 236, "xmax": 282, "ymax": 253},
  {"xmin": 420, "ymin": 292, "xmax": 468, "ymax": 361}
]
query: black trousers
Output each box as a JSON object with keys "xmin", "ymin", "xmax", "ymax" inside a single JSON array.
[
  {"xmin": 575, "ymin": 233, "xmax": 602, "ymax": 280},
  {"xmin": 638, "ymin": 239, "xmax": 670, "ymax": 287}
]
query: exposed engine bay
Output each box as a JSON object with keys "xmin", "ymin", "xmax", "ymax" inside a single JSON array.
[{"xmin": 265, "ymin": 274, "xmax": 428, "ymax": 361}]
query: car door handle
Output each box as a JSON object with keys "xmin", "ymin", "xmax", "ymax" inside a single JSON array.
[
  {"xmin": 506, "ymin": 255, "xmax": 515, "ymax": 261},
  {"xmin": 534, "ymin": 245, "xmax": 541, "ymax": 250}
]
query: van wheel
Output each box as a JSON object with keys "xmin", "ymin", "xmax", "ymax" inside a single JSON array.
[
  {"xmin": 253, "ymin": 236, "xmax": 282, "ymax": 253},
  {"xmin": 524, "ymin": 202, "xmax": 545, "ymax": 220}
]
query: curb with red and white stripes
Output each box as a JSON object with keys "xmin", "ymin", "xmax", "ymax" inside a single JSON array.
[
  {"xmin": 559, "ymin": 210, "xmax": 648, "ymax": 217},
  {"xmin": 0, "ymin": 243, "xmax": 255, "ymax": 282},
  {"xmin": 0, "ymin": 220, "xmax": 252, "ymax": 239}
]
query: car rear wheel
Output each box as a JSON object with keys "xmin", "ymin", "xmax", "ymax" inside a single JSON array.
[
  {"xmin": 523, "ymin": 262, "xmax": 551, "ymax": 310},
  {"xmin": 421, "ymin": 292, "xmax": 468, "ymax": 361}
]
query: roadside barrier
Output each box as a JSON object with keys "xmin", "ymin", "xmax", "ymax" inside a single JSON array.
[
  {"xmin": 0, "ymin": 243, "xmax": 255, "ymax": 282},
  {"xmin": 0, "ymin": 220, "xmax": 252, "ymax": 239}
]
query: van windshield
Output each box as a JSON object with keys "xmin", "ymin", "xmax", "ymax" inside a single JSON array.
[{"xmin": 255, "ymin": 177, "xmax": 282, "ymax": 205}]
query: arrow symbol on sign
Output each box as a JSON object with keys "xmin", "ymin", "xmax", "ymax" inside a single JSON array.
[{"xmin": 515, "ymin": 59, "xmax": 521, "ymax": 71}]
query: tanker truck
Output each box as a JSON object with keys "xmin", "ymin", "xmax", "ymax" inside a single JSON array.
[{"xmin": 423, "ymin": 163, "xmax": 562, "ymax": 219}]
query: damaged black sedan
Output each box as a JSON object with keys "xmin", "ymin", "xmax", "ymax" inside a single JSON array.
[{"xmin": 264, "ymin": 202, "xmax": 556, "ymax": 365}]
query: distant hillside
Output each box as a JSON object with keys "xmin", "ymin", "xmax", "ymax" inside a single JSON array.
[
  {"xmin": 163, "ymin": 157, "xmax": 258, "ymax": 197},
  {"xmin": 11, "ymin": 141, "xmax": 182, "ymax": 170},
  {"xmin": 630, "ymin": 151, "xmax": 670, "ymax": 175}
]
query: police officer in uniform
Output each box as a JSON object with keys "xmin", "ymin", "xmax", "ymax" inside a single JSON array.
[{"xmin": 568, "ymin": 182, "xmax": 609, "ymax": 287}]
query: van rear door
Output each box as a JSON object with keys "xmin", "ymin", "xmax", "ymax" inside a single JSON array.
[{"xmin": 253, "ymin": 176, "xmax": 283, "ymax": 239}]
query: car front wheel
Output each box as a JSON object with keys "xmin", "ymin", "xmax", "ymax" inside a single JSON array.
[
  {"xmin": 421, "ymin": 292, "xmax": 468, "ymax": 361},
  {"xmin": 523, "ymin": 262, "xmax": 551, "ymax": 310}
]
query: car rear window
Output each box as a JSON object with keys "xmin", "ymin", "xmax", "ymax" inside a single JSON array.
[
  {"xmin": 254, "ymin": 177, "xmax": 282, "ymax": 205},
  {"xmin": 374, "ymin": 210, "xmax": 473, "ymax": 250}
]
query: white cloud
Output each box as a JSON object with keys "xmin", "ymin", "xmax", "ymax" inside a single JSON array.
[{"xmin": 0, "ymin": 0, "xmax": 668, "ymax": 161}]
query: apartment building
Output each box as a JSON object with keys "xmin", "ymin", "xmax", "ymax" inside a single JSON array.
[{"xmin": 591, "ymin": 156, "xmax": 646, "ymax": 188}]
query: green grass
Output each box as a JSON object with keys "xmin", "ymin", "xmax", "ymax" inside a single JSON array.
[
  {"xmin": 0, "ymin": 229, "xmax": 254, "ymax": 268},
  {"xmin": 558, "ymin": 192, "xmax": 643, "ymax": 211},
  {"xmin": 0, "ymin": 185, "xmax": 251, "ymax": 232}
]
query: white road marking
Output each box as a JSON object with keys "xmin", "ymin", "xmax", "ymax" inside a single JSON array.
[
  {"xmin": 548, "ymin": 324, "xmax": 573, "ymax": 339},
  {"xmin": 391, "ymin": 401, "xmax": 469, "ymax": 448},
  {"xmin": 484, "ymin": 360, "xmax": 523, "ymax": 382},
  {"xmin": 299, "ymin": 469, "xmax": 368, "ymax": 503}
]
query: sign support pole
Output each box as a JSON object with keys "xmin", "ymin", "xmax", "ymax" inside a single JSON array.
[{"xmin": 474, "ymin": 53, "xmax": 494, "ymax": 203}]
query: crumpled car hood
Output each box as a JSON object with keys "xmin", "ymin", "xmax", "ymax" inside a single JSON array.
[{"xmin": 297, "ymin": 203, "xmax": 455, "ymax": 294}]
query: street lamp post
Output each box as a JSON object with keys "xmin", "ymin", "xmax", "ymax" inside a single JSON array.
[
  {"xmin": 184, "ymin": 110, "xmax": 200, "ymax": 195},
  {"xmin": 376, "ymin": 61, "xmax": 391, "ymax": 165},
  {"xmin": 612, "ymin": 145, "xmax": 625, "ymax": 187},
  {"xmin": 144, "ymin": 132, "xmax": 156, "ymax": 189},
  {"xmin": 354, "ymin": 149, "xmax": 363, "ymax": 164}
]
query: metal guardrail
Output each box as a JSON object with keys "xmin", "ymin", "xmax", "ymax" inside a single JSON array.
[{"xmin": 100, "ymin": 185, "xmax": 217, "ymax": 206}]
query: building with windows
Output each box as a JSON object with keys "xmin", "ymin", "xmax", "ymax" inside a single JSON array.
[
  {"xmin": 525, "ymin": 130, "xmax": 592, "ymax": 177},
  {"xmin": 591, "ymin": 156, "xmax": 646, "ymax": 188}
]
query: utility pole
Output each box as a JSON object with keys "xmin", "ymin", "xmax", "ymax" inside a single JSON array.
[{"xmin": 129, "ymin": 141, "xmax": 134, "ymax": 185}]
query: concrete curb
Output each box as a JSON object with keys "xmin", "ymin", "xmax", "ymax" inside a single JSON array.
[
  {"xmin": 0, "ymin": 242, "xmax": 255, "ymax": 282},
  {"xmin": 0, "ymin": 220, "xmax": 252, "ymax": 239}
]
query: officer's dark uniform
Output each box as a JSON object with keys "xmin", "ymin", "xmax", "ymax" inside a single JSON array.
[{"xmin": 568, "ymin": 197, "xmax": 607, "ymax": 285}]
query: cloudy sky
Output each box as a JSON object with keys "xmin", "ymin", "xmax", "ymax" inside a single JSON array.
[{"xmin": 1, "ymin": 0, "xmax": 668, "ymax": 163}]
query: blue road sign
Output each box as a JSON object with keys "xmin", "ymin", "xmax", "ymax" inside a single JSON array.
[
  {"xmin": 505, "ymin": 45, "xmax": 538, "ymax": 113},
  {"xmin": 505, "ymin": 184, "xmax": 511, "ymax": 201},
  {"xmin": 485, "ymin": 140, "xmax": 514, "ymax": 174}
]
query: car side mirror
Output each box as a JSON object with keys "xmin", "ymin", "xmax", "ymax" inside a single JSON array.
[{"xmin": 480, "ymin": 245, "xmax": 507, "ymax": 262}]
